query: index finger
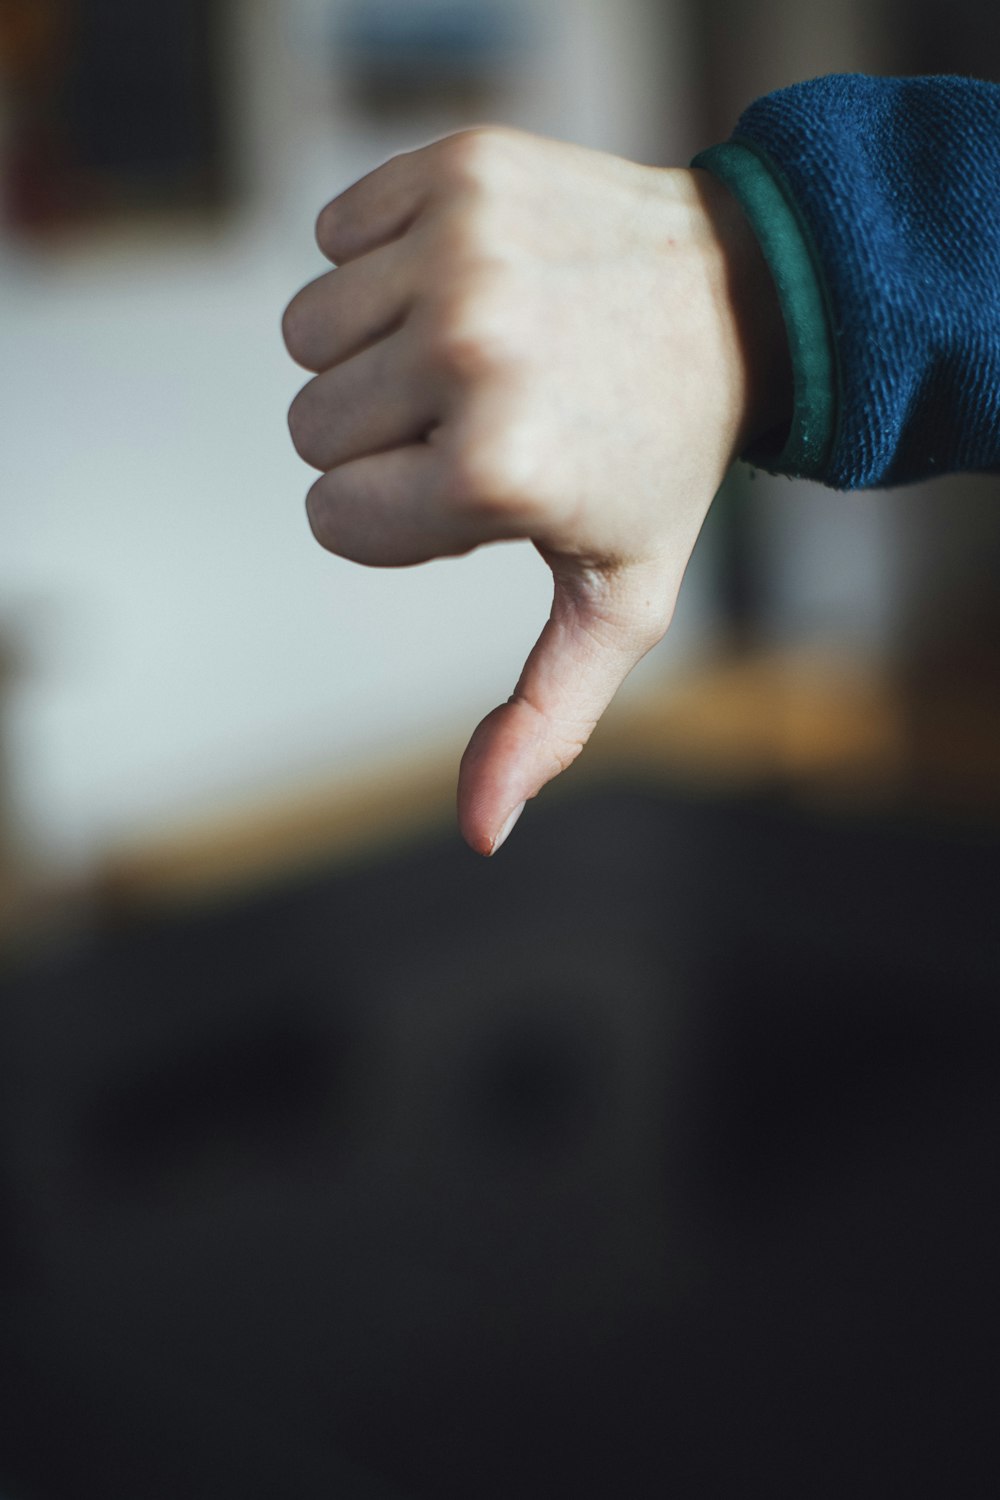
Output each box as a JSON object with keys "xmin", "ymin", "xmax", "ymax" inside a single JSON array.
[{"xmin": 316, "ymin": 146, "xmax": 431, "ymax": 266}]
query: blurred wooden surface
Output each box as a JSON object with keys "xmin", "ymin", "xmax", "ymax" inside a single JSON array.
[
  {"xmin": 87, "ymin": 646, "xmax": 908, "ymax": 913},
  {"xmin": 5, "ymin": 642, "xmax": 999, "ymax": 935}
]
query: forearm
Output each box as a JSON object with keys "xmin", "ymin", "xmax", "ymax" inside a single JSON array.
[{"xmin": 693, "ymin": 74, "xmax": 1000, "ymax": 490}]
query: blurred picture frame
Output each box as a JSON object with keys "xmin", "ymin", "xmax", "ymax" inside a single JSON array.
[{"xmin": 0, "ymin": 0, "xmax": 233, "ymax": 239}]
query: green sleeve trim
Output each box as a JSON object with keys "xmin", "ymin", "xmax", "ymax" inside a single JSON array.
[{"xmin": 690, "ymin": 139, "xmax": 837, "ymax": 479}]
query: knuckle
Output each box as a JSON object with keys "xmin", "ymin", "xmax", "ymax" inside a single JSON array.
[
  {"xmin": 281, "ymin": 298, "xmax": 312, "ymax": 368},
  {"xmin": 305, "ymin": 474, "xmax": 338, "ymax": 552},
  {"xmin": 445, "ymin": 429, "xmax": 539, "ymax": 526},
  {"xmin": 314, "ymin": 203, "xmax": 344, "ymax": 262},
  {"xmin": 432, "ymin": 208, "xmax": 481, "ymax": 268},
  {"xmin": 436, "ymin": 192, "xmax": 513, "ymax": 274},
  {"xmin": 287, "ymin": 384, "xmax": 323, "ymax": 465},
  {"xmin": 440, "ymin": 126, "xmax": 518, "ymax": 188},
  {"xmin": 314, "ymin": 204, "xmax": 333, "ymax": 249},
  {"xmin": 429, "ymin": 280, "xmax": 521, "ymax": 383},
  {"xmin": 433, "ymin": 321, "xmax": 504, "ymax": 383},
  {"xmin": 446, "ymin": 440, "xmax": 508, "ymax": 518}
]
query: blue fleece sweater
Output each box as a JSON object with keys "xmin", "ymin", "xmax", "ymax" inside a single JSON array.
[{"xmin": 693, "ymin": 74, "xmax": 1000, "ymax": 491}]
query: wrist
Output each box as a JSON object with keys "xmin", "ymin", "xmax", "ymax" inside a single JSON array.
[
  {"xmin": 690, "ymin": 165, "xmax": 794, "ymax": 457},
  {"xmin": 691, "ymin": 141, "xmax": 838, "ymax": 481}
]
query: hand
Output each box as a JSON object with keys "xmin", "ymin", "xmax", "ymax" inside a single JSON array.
[{"xmin": 283, "ymin": 127, "xmax": 790, "ymax": 854}]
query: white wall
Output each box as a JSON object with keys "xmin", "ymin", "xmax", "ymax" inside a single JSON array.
[{"xmin": 1, "ymin": 0, "xmax": 708, "ymax": 875}]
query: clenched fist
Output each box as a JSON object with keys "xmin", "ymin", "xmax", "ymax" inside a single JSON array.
[{"xmin": 283, "ymin": 127, "xmax": 789, "ymax": 854}]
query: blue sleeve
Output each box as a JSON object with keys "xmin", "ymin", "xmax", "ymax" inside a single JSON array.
[{"xmin": 693, "ymin": 74, "xmax": 1000, "ymax": 491}]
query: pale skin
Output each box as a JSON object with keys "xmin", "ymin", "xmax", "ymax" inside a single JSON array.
[{"xmin": 283, "ymin": 127, "xmax": 791, "ymax": 855}]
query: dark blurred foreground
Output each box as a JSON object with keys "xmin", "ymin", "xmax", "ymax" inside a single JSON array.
[{"xmin": 1, "ymin": 779, "xmax": 998, "ymax": 1499}]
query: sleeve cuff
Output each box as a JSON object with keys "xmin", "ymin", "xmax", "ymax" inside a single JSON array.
[{"xmin": 691, "ymin": 139, "xmax": 837, "ymax": 481}]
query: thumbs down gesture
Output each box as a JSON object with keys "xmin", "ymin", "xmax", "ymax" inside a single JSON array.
[{"xmin": 283, "ymin": 127, "xmax": 789, "ymax": 854}]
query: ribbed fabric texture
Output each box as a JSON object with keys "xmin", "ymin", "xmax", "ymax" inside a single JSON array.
[
  {"xmin": 725, "ymin": 74, "xmax": 1000, "ymax": 491},
  {"xmin": 692, "ymin": 140, "xmax": 837, "ymax": 478}
]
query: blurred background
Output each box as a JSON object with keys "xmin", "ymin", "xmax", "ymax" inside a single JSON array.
[{"xmin": 1, "ymin": 3, "xmax": 999, "ymax": 1497}]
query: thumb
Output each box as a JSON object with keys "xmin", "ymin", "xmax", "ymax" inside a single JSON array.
[{"xmin": 457, "ymin": 555, "xmax": 674, "ymax": 855}]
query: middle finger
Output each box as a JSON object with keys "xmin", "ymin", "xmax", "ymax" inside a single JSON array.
[{"xmin": 282, "ymin": 238, "xmax": 414, "ymax": 375}]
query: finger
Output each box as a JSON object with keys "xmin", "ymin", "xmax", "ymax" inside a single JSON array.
[
  {"xmin": 288, "ymin": 327, "xmax": 440, "ymax": 473},
  {"xmin": 306, "ymin": 444, "xmax": 496, "ymax": 566},
  {"xmin": 457, "ymin": 561, "xmax": 673, "ymax": 855},
  {"xmin": 282, "ymin": 240, "xmax": 413, "ymax": 374},
  {"xmin": 316, "ymin": 147, "xmax": 431, "ymax": 265}
]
